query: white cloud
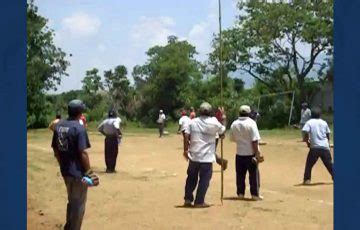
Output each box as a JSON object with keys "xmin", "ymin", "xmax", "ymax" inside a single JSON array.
[
  {"xmin": 61, "ymin": 12, "xmax": 101, "ymax": 37},
  {"xmin": 130, "ymin": 16, "xmax": 176, "ymax": 48}
]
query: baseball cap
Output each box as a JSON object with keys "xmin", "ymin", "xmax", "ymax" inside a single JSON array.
[
  {"xmin": 159, "ymin": 110, "xmax": 163, "ymax": 113},
  {"xmin": 239, "ymin": 105, "xmax": 251, "ymax": 114},
  {"xmin": 68, "ymin": 99, "xmax": 85, "ymax": 116},
  {"xmin": 199, "ymin": 102, "xmax": 212, "ymax": 113}
]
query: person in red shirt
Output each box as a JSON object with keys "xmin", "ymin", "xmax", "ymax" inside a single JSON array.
[
  {"xmin": 79, "ymin": 114, "xmax": 88, "ymax": 129},
  {"xmin": 189, "ymin": 107, "xmax": 196, "ymax": 119}
]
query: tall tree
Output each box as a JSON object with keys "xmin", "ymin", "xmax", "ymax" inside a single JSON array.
[
  {"xmin": 27, "ymin": 0, "xmax": 69, "ymax": 127},
  {"xmin": 135, "ymin": 36, "xmax": 202, "ymax": 120},
  {"xmin": 81, "ymin": 68, "xmax": 103, "ymax": 95},
  {"xmin": 210, "ymin": 0, "xmax": 333, "ymax": 102}
]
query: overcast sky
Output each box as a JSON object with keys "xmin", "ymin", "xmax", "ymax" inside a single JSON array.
[{"xmin": 36, "ymin": 0, "xmax": 256, "ymax": 93}]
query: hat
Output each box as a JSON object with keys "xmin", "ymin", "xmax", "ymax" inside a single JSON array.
[
  {"xmin": 68, "ymin": 99, "xmax": 85, "ymax": 111},
  {"xmin": 199, "ymin": 102, "xmax": 212, "ymax": 114},
  {"xmin": 159, "ymin": 110, "xmax": 163, "ymax": 113},
  {"xmin": 239, "ymin": 105, "xmax": 251, "ymax": 114}
]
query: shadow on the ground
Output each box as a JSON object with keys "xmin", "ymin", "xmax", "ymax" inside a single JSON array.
[
  {"xmin": 174, "ymin": 204, "xmax": 214, "ymax": 209},
  {"xmin": 294, "ymin": 182, "xmax": 333, "ymax": 187},
  {"xmin": 223, "ymin": 196, "xmax": 255, "ymax": 201}
]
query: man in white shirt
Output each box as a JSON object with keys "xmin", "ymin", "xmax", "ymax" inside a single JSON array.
[
  {"xmin": 157, "ymin": 110, "xmax": 166, "ymax": 138},
  {"xmin": 177, "ymin": 109, "xmax": 191, "ymax": 137},
  {"xmin": 302, "ymin": 107, "xmax": 333, "ymax": 184},
  {"xmin": 230, "ymin": 105, "xmax": 264, "ymax": 201},
  {"xmin": 300, "ymin": 102, "xmax": 312, "ymax": 139},
  {"xmin": 98, "ymin": 109, "xmax": 122, "ymax": 173},
  {"xmin": 183, "ymin": 102, "xmax": 226, "ymax": 207}
]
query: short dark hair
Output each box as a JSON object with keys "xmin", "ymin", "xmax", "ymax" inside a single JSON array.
[
  {"xmin": 56, "ymin": 114, "xmax": 61, "ymax": 119},
  {"xmin": 239, "ymin": 112, "xmax": 249, "ymax": 117},
  {"xmin": 108, "ymin": 109, "xmax": 117, "ymax": 118},
  {"xmin": 311, "ymin": 107, "xmax": 322, "ymax": 119}
]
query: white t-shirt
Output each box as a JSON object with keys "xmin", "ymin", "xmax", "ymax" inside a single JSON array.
[
  {"xmin": 184, "ymin": 116, "xmax": 226, "ymax": 163},
  {"xmin": 157, "ymin": 114, "xmax": 166, "ymax": 124},
  {"xmin": 179, "ymin": 115, "xmax": 191, "ymax": 131},
  {"xmin": 230, "ymin": 117, "xmax": 261, "ymax": 156},
  {"xmin": 302, "ymin": 118, "xmax": 331, "ymax": 150},
  {"xmin": 300, "ymin": 108, "xmax": 312, "ymax": 124},
  {"xmin": 98, "ymin": 117, "xmax": 122, "ymax": 136}
]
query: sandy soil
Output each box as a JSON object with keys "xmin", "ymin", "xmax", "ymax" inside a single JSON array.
[{"xmin": 27, "ymin": 130, "xmax": 333, "ymax": 230}]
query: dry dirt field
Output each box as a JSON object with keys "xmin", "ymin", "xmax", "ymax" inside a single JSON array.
[{"xmin": 28, "ymin": 128, "xmax": 333, "ymax": 230}]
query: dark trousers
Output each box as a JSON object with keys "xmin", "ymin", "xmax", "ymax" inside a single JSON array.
[
  {"xmin": 64, "ymin": 177, "xmax": 88, "ymax": 230},
  {"xmin": 184, "ymin": 161, "xmax": 213, "ymax": 204},
  {"xmin": 236, "ymin": 155, "xmax": 260, "ymax": 196},
  {"xmin": 304, "ymin": 148, "xmax": 333, "ymax": 181},
  {"xmin": 105, "ymin": 136, "xmax": 119, "ymax": 171},
  {"xmin": 159, "ymin": 123, "xmax": 164, "ymax": 137}
]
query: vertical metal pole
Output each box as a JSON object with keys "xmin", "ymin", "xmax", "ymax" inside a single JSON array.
[
  {"xmin": 218, "ymin": 0, "xmax": 224, "ymax": 205},
  {"xmin": 257, "ymin": 96, "xmax": 261, "ymax": 111},
  {"xmin": 288, "ymin": 91, "xmax": 295, "ymax": 126}
]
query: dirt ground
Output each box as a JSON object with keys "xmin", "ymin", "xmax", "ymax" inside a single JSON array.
[{"xmin": 27, "ymin": 129, "xmax": 333, "ymax": 230}]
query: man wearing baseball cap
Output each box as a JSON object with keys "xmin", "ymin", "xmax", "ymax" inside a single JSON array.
[
  {"xmin": 230, "ymin": 105, "xmax": 264, "ymax": 201},
  {"xmin": 98, "ymin": 109, "xmax": 122, "ymax": 173},
  {"xmin": 51, "ymin": 99, "xmax": 99, "ymax": 230},
  {"xmin": 183, "ymin": 102, "xmax": 226, "ymax": 207},
  {"xmin": 157, "ymin": 109, "xmax": 166, "ymax": 137}
]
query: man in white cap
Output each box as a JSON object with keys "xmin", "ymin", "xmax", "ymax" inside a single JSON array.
[
  {"xmin": 230, "ymin": 105, "xmax": 264, "ymax": 201},
  {"xmin": 299, "ymin": 102, "xmax": 311, "ymax": 140},
  {"xmin": 183, "ymin": 102, "xmax": 226, "ymax": 207},
  {"xmin": 157, "ymin": 109, "xmax": 166, "ymax": 138}
]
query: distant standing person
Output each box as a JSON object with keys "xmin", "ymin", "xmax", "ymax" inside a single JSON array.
[
  {"xmin": 79, "ymin": 113, "xmax": 88, "ymax": 128},
  {"xmin": 98, "ymin": 109, "xmax": 122, "ymax": 173},
  {"xmin": 157, "ymin": 110, "xmax": 166, "ymax": 138},
  {"xmin": 302, "ymin": 107, "xmax": 333, "ymax": 185},
  {"xmin": 189, "ymin": 107, "xmax": 196, "ymax": 119},
  {"xmin": 183, "ymin": 102, "xmax": 226, "ymax": 207},
  {"xmin": 177, "ymin": 109, "xmax": 191, "ymax": 137},
  {"xmin": 230, "ymin": 105, "xmax": 264, "ymax": 201},
  {"xmin": 48, "ymin": 112, "xmax": 61, "ymax": 131},
  {"xmin": 300, "ymin": 102, "xmax": 311, "ymax": 139},
  {"xmin": 249, "ymin": 108, "xmax": 260, "ymax": 122},
  {"xmin": 214, "ymin": 106, "xmax": 228, "ymax": 171},
  {"xmin": 51, "ymin": 99, "xmax": 99, "ymax": 230}
]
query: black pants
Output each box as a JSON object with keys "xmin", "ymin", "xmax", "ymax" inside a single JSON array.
[
  {"xmin": 159, "ymin": 123, "xmax": 164, "ymax": 137},
  {"xmin": 105, "ymin": 136, "xmax": 119, "ymax": 171},
  {"xmin": 304, "ymin": 148, "xmax": 333, "ymax": 181},
  {"xmin": 184, "ymin": 161, "xmax": 213, "ymax": 204},
  {"xmin": 236, "ymin": 155, "xmax": 260, "ymax": 196},
  {"xmin": 64, "ymin": 177, "xmax": 88, "ymax": 230}
]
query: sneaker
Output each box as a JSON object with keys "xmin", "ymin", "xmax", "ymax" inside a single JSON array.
[
  {"xmin": 183, "ymin": 200, "xmax": 192, "ymax": 207},
  {"xmin": 194, "ymin": 203, "xmax": 211, "ymax": 208},
  {"xmin": 237, "ymin": 194, "xmax": 244, "ymax": 200},
  {"xmin": 303, "ymin": 179, "xmax": 311, "ymax": 185},
  {"xmin": 251, "ymin": 195, "xmax": 264, "ymax": 201}
]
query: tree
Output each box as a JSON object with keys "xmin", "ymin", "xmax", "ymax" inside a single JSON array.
[
  {"xmin": 81, "ymin": 68, "xmax": 103, "ymax": 95},
  {"xmin": 27, "ymin": 1, "xmax": 69, "ymax": 127},
  {"xmin": 103, "ymin": 65, "xmax": 131, "ymax": 115},
  {"xmin": 210, "ymin": 0, "xmax": 333, "ymax": 103},
  {"xmin": 134, "ymin": 36, "xmax": 202, "ymax": 121}
]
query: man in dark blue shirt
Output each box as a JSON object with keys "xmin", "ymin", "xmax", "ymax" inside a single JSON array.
[{"xmin": 52, "ymin": 99, "xmax": 99, "ymax": 230}]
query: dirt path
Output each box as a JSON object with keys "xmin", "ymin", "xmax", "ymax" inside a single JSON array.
[{"xmin": 27, "ymin": 130, "xmax": 333, "ymax": 230}]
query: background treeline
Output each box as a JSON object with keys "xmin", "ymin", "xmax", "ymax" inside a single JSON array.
[{"xmin": 27, "ymin": 0, "xmax": 333, "ymax": 129}]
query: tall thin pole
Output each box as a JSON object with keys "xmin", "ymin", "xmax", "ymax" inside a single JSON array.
[
  {"xmin": 288, "ymin": 90, "xmax": 295, "ymax": 126},
  {"xmin": 218, "ymin": 0, "xmax": 224, "ymax": 205}
]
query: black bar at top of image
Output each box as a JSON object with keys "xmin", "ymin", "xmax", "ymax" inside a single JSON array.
[{"xmin": 0, "ymin": 1, "xmax": 27, "ymax": 229}]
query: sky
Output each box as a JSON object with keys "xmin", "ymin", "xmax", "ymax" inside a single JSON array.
[{"xmin": 36, "ymin": 0, "xmax": 254, "ymax": 93}]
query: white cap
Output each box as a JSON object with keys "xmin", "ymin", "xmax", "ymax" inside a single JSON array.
[
  {"xmin": 239, "ymin": 105, "xmax": 251, "ymax": 114},
  {"xmin": 159, "ymin": 110, "xmax": 163, "ymax": 113},
  {"xmin": 199, "ymin": 102, "xmax": 212, "ymax": 113}
]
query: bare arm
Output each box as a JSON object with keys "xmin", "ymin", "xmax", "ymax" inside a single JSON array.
[
  {"xmin": 80, "ymin": 150, "xmax": 91, "ymax": 172},
  {"xmin": 183, "ymin": 133, "xmax": 190, "ymax": 160},
  {"xmin": 252, "ymin": 140, "xmax": 260, "ymax": 156},
  {"xmin": 303, "ymin": 133, "xmax": 311, "ymax": 148}
]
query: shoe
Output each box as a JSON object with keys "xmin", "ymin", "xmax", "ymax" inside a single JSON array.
[
  {"xmin": 303, "ymin": 179, "xmax": 311, "ymax": 185},
  {"xmin": 194, "ymin": 203, "xmax": 211, "ymax": 208},
  {"xmin": 251, "ymin": 195, "xmax": 264, "ymax": 201},
  {"xmin": 106, "ymin": 169, "xmax": 116, "ymax": 173},
  {"xmin": 237, "ymin": 194, "xmax": 244, "ymax": 200},
  {"xmin": 183, "ymin": 200, "xmax": 192, "ymax": 207}
]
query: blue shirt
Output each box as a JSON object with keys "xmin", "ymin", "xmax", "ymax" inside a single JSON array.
[{"xmin": 51, "ymin": 119, "xmax": 91, "ymax": 178}]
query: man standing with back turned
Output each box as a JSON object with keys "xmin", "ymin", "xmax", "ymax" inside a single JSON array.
[
  {"xmin": 98, "ymin": 109, "xmax": 122, "ymax": 173},
  {"xmin": 230, "ymin": 105, "xmax": 264, "ymax": 201},
  {"xmin": 183, "ymin": 102, "xmax": 226, "ymax": 207},
  {"xmin": 52, "ymin": 99, "xmax": 99, "ymax": 230},
  {"xmin": 302, "ymin": 107, "xmax": 333, "ymax": 185}
]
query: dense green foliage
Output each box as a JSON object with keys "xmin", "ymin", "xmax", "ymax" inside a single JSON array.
[{"xmin": 29, "ymin": 1, "xmax": 333, "ymax": 129}]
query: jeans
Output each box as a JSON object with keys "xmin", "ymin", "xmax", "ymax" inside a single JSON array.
[
  {"xmin": 235, "ymin": 155, "xmax": 260, "ymax": 196},
  {"xmin": 184, "ymin": 161, "xmax": 213, "ymax": 204},
  {"xmin": 63, "ymin": 176, "xmax": 88, "ymax": 230},
  {"xmin": 304, "ymin": 148, "xmax": 333, "ymax": 181}
]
